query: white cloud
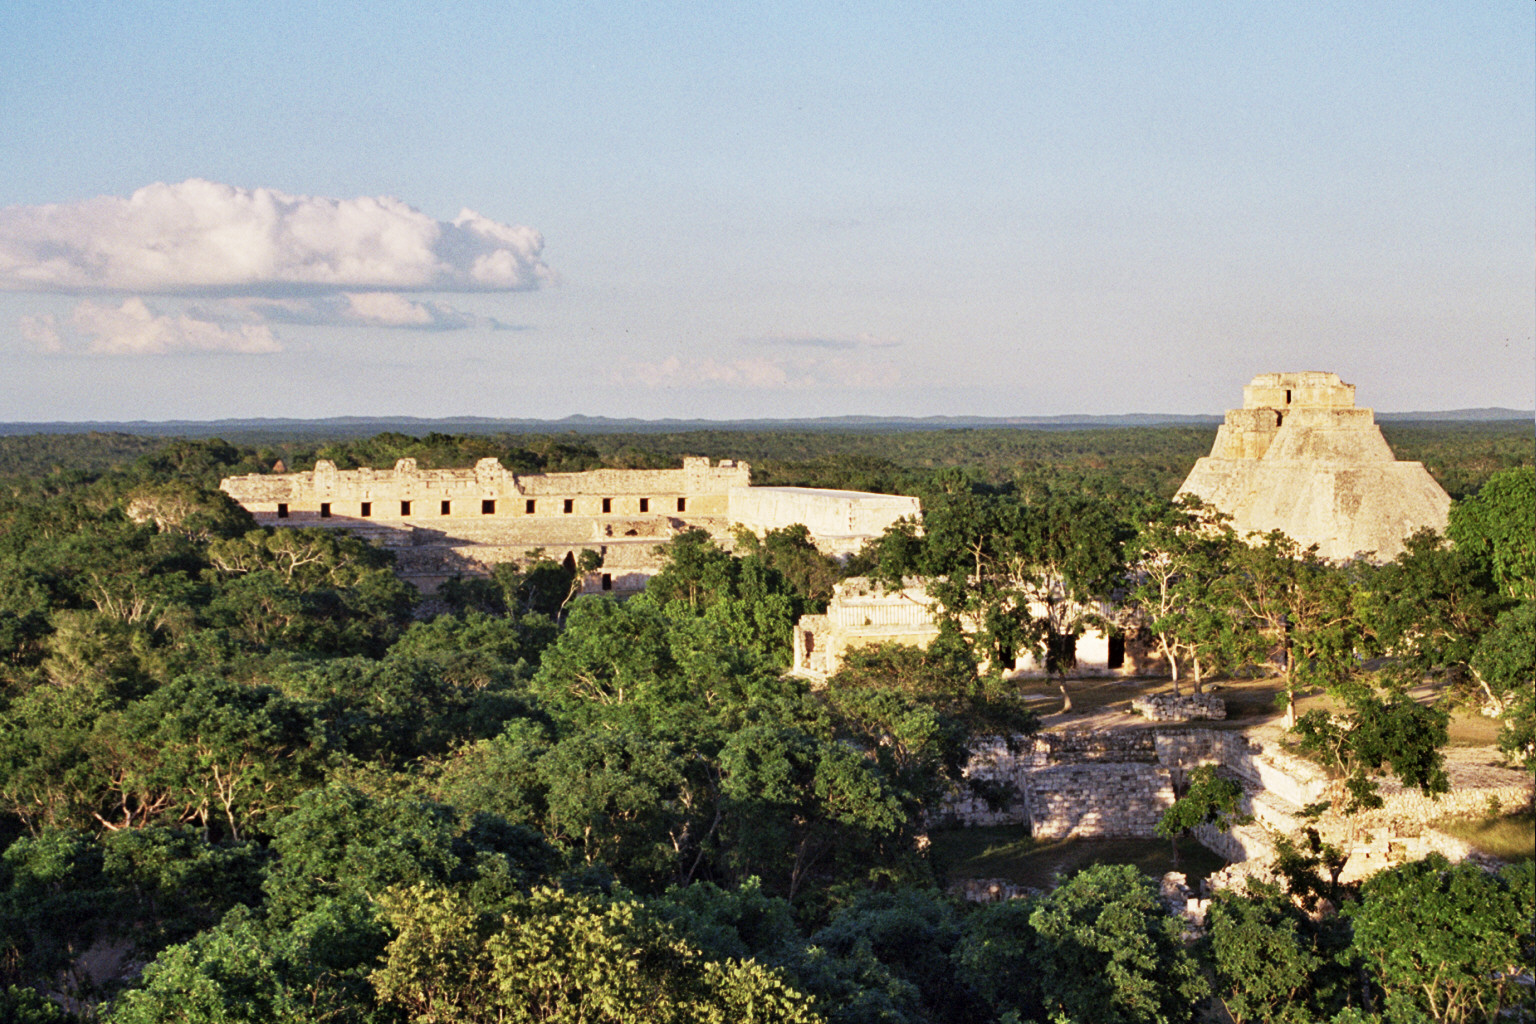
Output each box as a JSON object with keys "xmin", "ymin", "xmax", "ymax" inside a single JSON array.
[
  {"xmin": 222, "ymin": 292, "xmax": 510, "ymax": 330},
  {"xmin": 0, "ymin": 179, "xmax": 548, "ymax": 294},
  {"xmin": 25, "ymin": 298, "xmax": 282, "ymax": 355},
  {"xmin": 343, "ymin": 292, "xmax": 436, "ymax": 327}
]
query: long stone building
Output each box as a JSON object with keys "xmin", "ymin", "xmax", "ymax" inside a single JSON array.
[
  {"xmin": 219, "ymin": 456, "xmax": 921, "ymax": 594},
  {"xmin": 1177, "ymin": 371, "xmax": 1451, "ymax": 561}
]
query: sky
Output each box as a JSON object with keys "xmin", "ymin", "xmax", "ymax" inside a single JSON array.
[{"xmin": 1, "ymin": 2, "xmax": 1531, "ymax": 422}]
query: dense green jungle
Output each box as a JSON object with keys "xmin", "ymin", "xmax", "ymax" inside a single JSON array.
[{"xmin": 0, "ymin": 425, "xmax": 1531, "ymax": 1024}]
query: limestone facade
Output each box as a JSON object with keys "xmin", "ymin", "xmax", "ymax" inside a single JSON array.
[
  {"xmin": 1177, "ymin": 372, "xmax": 1451, "ymax": 561},
  {"xmin": 220, "ymin": 457, "xmax": 920, "ymax": 594},
  {"xmin": 791, "ymin": 577, "xmax": 942, "ymax": 678},
  {"xmin": 791, "ymin": 577, "xmax": 1157, "ymax": 681},
  {"xmin": 729, "ymin": 487, "xmax": 921, "ymax": 557}
]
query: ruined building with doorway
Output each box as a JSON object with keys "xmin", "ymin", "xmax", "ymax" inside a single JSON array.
[
  {"xmin": 1177, "ymin": 371, "xmax": 1451, "ymax": 561},
  {"xmin": 790, "ymin": 576, "xmax": 1159, "ymax": 683}
]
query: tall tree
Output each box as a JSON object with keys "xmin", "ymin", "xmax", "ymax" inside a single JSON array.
[
  {"xmin": 1128, "ymin": 495, "xmax": 1239, "ymax": 692},
  {"xmin": 1221, "ymin": 532, "xmax": 1360, "ymax": 729},
  {"xmin": 1447, "ymin": 466, "xmax": 1535, "ymax": 601}
]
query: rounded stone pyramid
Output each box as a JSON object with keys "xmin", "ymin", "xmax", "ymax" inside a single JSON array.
[{"xmin": 1177, "ymin": 372, "xmax": 1451, "ymax": 562}]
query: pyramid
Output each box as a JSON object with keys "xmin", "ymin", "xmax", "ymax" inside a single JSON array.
[{"xmin": 1177, "ymin": 372, "xmax": 1451, "ymax": 562}]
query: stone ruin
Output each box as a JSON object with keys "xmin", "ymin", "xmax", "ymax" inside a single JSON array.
[
  {"xmin": 1129, "ymin": 693, "xmax": 1226, "ymax": 722},
  {"xmin": 219, "ymin": 457, "xmax": 921, "ymax": 594},
  {"xmin": 791, "ymin": 576, "xmax": 1159, "ymax": 682},
  {"xmin": 942, "ymin": 726, "xmax": 1533, "ymax": 900},
  {"xmin": 1177, "ymin": 371, "xmax": 1451, "ymax": 561}
]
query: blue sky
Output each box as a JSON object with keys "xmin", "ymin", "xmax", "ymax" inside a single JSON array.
[{"xmin": 1, "ymin": 2, "xmax": 1531, "ymax": 421}]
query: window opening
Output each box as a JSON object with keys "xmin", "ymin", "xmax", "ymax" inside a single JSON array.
[
  {"xmin": 563, "ymin": 498, "xmax": 574, "ymax": 514},
  {"xmin": 360, "ymin": 501, "xmax": 372, "ymax": 517},
  {"xmin": 602, "ymin": 498, "xmax": 612, "ymax": 514},
  {"xmin": 481, "ymin": 499, "xmax": 496, "ymax": 515},
  {"xmin": 601, "ymin": 573, "xmax": 613, "ymax": 591},
  {"xmin": 676, "ymin": 497, "xmax": 686, "ymax": 512},
  {"xmin": 526, "ymin": 499, "xmax": 536, "ymax": 514},
  {"xmin": 320, "ymin": 503, "xmax": 331, "ymax": 518},
  {"xmin": 400, "ymin": 500, "xmax": 412, "ymax": 516},
  {"xmin": 440, "ymin": 500, "xmax": 451, "ymax": 515},
  {"xmin": 639, "ymin": 498, "xmax": 649, "ymax": 513},
  {"xmin": 276, "ymin": 503, "xmax": 289, "ymax": 519}
]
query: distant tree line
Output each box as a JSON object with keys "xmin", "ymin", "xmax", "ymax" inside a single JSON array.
[{"xmin": 2, "ymin": 419, "xmax": 1529, "ymax": 497}]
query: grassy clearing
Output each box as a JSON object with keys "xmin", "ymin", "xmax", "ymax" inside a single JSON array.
[
  {"xmin": 1008, "ymin": 672, "xmax": 1509, "ymax": 753},
  {"xmin": 1436, "ymin": 810, "xmax": 1535, "ymax": 862},
  {"xmin": 928, "ymin": 824, "xmax": 1230, "ymax": 890},
  {"xmin": 1444, "ymin": 711, "xmax": 1501, "ymax": 747}
]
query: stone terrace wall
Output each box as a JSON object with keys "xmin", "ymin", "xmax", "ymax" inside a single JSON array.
[
  {"xmin": 1028, "ymin": 763, "xmax": 1174, "ymax": 839},
  {"xmin": 944, "ymin": 730, "xmax": 1181, "ymax": 838}
]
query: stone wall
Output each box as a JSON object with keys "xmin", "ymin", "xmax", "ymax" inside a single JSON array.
[
  {"xmin": 729, "ymin": 486, "xmax": 921, "ymax": 557},
  {"xmin": 942, "ymin": 730, "xmax": 1179, "ymax": 838},
  {"xmin": 1130, "ymin": 694, "xmax": 1226, "ymax": 722},
  {"xmin": 222, "ymin": 456, "xmax": 751, "ymax": 521},
  {"xmin": 1027, "ymin": 763, "xmax": 1175, "ymax": 839}
]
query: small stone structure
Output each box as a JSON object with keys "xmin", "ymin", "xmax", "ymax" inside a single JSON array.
[
  {"xmin": 1177, "ymin": 372, "xmax": 1451, "ymax": 561},
  {"xmin": 1129, "ymin": 694, "xmax": 1226, "ymax": 722},
  {"xmin": 792, "ymin": 577, "xmax": 942, "ymax": 678},
  {"xmin": 220, "ymin": 458, "xmax": 920, "ymax": 593},
  {"xmin": 792, "ymin": 577, "xmax": 1156, "ymax": 681}
]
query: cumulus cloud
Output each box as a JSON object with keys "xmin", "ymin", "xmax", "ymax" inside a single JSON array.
[
  {"xmin": 221, "ymin": 293, "xmax": 517, "ymax": 331},
  {"xmin": 22, "ymin": 298, "xmax": 280, "ymax": 355},
  {"xmin": 0, "ymin": 179, "xmax": 548, "ymax": 294}
]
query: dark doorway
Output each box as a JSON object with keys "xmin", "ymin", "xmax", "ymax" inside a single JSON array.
[{"xmin": 1107, "ymin": 635, "xmax": 1126, "ymax": 670}]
